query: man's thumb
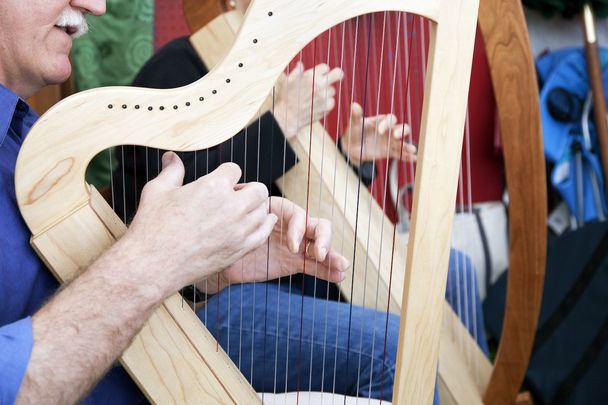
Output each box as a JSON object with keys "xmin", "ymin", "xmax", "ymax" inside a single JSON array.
[{"xmin": 156, "ymin": 151, "xmax": 185, "ymax": 188}]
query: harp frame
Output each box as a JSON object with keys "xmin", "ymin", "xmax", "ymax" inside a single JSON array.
[
  {"xmin": 16, "ymin": 0, "xmax": 479, "ymax": 403},
  {"xmin": 184, "ymin": 0, "xmax": 547, "ymax": 404}
]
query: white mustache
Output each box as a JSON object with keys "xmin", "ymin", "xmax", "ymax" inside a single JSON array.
[{"xmin": 55, "ymin": 8, "xmax": 89, "ymax": 38}]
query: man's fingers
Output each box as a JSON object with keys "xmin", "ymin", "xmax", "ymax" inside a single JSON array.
[
  {"xmin": 245, "ymin": 213, "xmax": 278, "ymax": 251},
  {"xmin": 155, "ymin": 152, "xmax": 185, "ymax": 189},
  {"xmin": 392, "ymin": 123, "xmax": 411, "ymax": 139},
  {"xmin": 349, "ymin": 102, "xmax": 364, "ymax": 124},
  {"xmin": 268, "ymin": 197, "xmax": 304, "ymax": 253},
  {"xmin": 391, "ymin": 139, "xmax": 417, "ymax": 162},
  {"xmin": 303, "ymin": 262, "xmax": 346, "ymax": 283},
  {"xmin": 237, "ymin": 182, "xmax": 270, "ymax": 213},
  {"xmin": 362, "ymin": 113, "xmax": 398, "ymax": 134},
  {"xmin": 313, "ymin": 63, "xmax": 330, "ymax": 76},
  {"xmin": 317, "ymin": 85, "xmax": 336, "ymax": 99},
  {"xmin": 376, "ymin": 116, "xmax": 392, "ymax": 135},
  {"xmin": 324, "ymin": 67, "xmax": 344, "ymax": 85},
  {"xmin": 402, "ymin": 142, "xmax": 417, "ymax": 154},
  {"xmin": 242, "ymin": 202, "xmax": 273, "ymax": 235},
  {"xmin": 381, "ymin": 114, "xmax": 399, "ymax": 132},
  {"xmin": 306, "ymin": 218, "xmax": 332, "ymax": 261},
  {"xmin": 312, "ymin": 98, "xmax": 335, "ymax": 119},
  {"xmin": 208, "ymin": 162, "xmax": 243, "ymax": 187},
  {"xmin": 286, "ymin": 208, "xmax": 306, "ymax": 254},
  {"xmin": 302, "ymin": 250, "xmax": 349, "ymax": 282},
  {"xmin": 326, "ymin": 250, "xmax": 350, "ymax": 273}
]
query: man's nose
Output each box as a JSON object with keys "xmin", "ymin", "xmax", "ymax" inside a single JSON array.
[{"xmin": 71, "ymin": 0, "xmax": 106, "ymax": 17}]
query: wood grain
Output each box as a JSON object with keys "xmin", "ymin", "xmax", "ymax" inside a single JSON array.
[{"xmin": 478, "ymin": 0, "xmax": 547, "ymax": 403}]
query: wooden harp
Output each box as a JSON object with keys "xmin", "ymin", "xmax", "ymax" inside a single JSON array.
[
  {"xmin": 16, "ymin": 0, "xmax": 499, "ymax": 403},
  {"xmin": 181, "ymin": 0, "xmax": 547, "ymax": 403}
]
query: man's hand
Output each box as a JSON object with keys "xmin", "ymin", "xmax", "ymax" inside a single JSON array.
[
  {"xmin": 340, "ymin": 102, "xmax": 417, "ymax": 166},
  {"xmin": 125, "ymin": 152, "xmax": 278, "ymax": 295},
  {"xmin": 274, "ymin": 62, "xmax": 344, "ymax": 139},
  {"xmin": 201, "ymin": 197, "xmax": 349, "ymax": 293}
]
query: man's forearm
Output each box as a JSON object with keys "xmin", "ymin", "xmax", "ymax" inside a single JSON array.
[{"xmin": 16, "ymin": 236, "xmax": 167, "ymax": 404}]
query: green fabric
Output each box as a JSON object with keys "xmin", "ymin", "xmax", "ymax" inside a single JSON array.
[
  {"xmin": 523, "ymin": 0, "xmax": 608, "ymax": 18},
  {"xmin": 71, "ymin": 0, "xmax": 154, "ymax": 188}
]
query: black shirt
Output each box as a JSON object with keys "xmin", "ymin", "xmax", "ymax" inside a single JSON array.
[{"xmin": 112, "ymin": 36, "xmax": 297, "ymax": 221}]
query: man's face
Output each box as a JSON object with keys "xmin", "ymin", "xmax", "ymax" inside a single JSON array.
[{"xmin": 0, "ymin": 0, "xmax": 105, "ymax": 98}]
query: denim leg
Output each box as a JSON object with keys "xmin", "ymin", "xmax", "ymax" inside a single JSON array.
[
  {"xmin": 199, "ymin": 282, "xmax": 439, "ymax": 402},
  {"xmin": 446, "ymin": 249, "xmax": 489, "ymax": 356},
  {"xmin": 198, "ymin": 248, "xmax": 484, "ymax": 403}
]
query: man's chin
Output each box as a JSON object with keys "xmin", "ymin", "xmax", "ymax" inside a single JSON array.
[{"xmin": 44, "ymin": 56, "xmax": 73, "ymax": 86}]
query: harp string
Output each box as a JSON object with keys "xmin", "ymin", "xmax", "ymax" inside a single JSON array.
[
  {"xmin": 304, "ymin": 28, "xmax": 336, "ymax": 400},
  {"xmin": 251, "ymin": 104, "xmax": 264, "ymax": 385},
  {"xmin": 325, "ymin": 21, "xmax": 347, "ymax": 399},
  {"xmin": 273, "ymin": 61, "xmax": 293, "ymax": 396},
  {"xmin": 282, "ymin": 50, "xmax": 306, "ymax": 397},
  {"xmin": 294, "ymin": 34, "xmax": 319, "ymax": 401},
  {"xmin": 340, "ymin": 13, "xmax": 364, "ymax": 397},
  {"xmin": 369, "ymin": 10, "xmax": 398, "ymax": 399},
  {"xmin": 355, "ymin": 11, "xmax": 387, "ymax": 398},
  {"xmin": 317, "ymin": 25, "xmax": 336, "ymax": 398},
  {"xmin": 364, "ymin": 11, "xmax": 403, "ymax": 400},
  {"xmin": 378, "ymin": 12, "xmax": 419, "ymax": 400}
]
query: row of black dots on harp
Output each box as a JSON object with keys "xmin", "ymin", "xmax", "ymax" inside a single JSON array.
[
  {"xmin": 104, "ymin": 9, "xmax": 277, "ymax": 113},
  {"xmin": 103, "ymin": 65, "xmax": 264, "ymax": 110}
]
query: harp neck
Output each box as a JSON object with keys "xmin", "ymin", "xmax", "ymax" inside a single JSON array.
[{"xmin": 15, "ymin": 0, "xmax": 443, "ymax": 236}]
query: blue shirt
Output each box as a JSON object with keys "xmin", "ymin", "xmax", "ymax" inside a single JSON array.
[{"xmin": 0, "ymin": 84, "xmax": 143, "ymax": 404}]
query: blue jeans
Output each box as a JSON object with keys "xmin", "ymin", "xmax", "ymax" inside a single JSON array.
[{"xmin": 198, "ymin": 250, "xmax": 486, "ymax": 402}]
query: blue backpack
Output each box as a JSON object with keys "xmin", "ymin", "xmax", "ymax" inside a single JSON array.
[{"xmin": 538, "ymin": 48, "xmax": 608, "ymax": 225}]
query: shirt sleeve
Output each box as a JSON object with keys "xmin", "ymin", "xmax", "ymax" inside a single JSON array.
[{"xmin": 0, "ymin": 317, "xmax": 34, "ymax": 404}]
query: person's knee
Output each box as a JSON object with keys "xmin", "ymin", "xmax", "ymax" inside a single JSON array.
[{"xmin": 447, "ymin": 249, "xmax": 480, "ymax": 296}]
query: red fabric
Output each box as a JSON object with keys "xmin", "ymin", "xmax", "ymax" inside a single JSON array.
[
  {"xmin": 466, "ymin": 27, "xmax": 505, "ymax": 204},
  {"xmin": 154, "ymin": 0, "xmax": 190, "ymax": 51},
  {"xmin": 295, "ymin": 15, "xmax": 504, "ymax": 220}
]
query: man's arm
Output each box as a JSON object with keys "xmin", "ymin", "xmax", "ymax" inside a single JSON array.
[
  {"xmin": 16, "ymin": 236, "xmax": 166, "ymax": 404},
  {"xmin": 16, "ymin": 153, "xmax": 277, "ymax": 404}
]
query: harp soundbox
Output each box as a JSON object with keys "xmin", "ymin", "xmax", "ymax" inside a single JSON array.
[{"xmin": 16, "ymin": 0, "xmax": 496, "ymax": 403}]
